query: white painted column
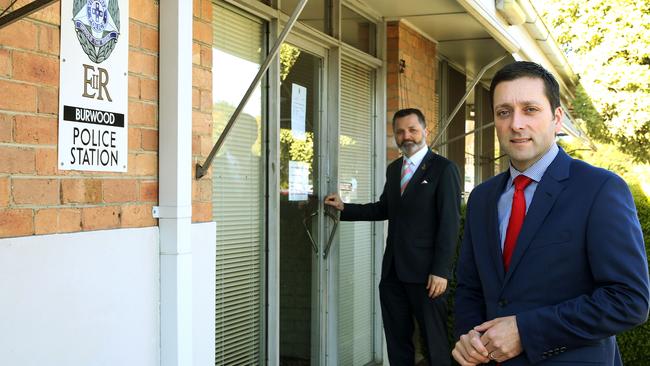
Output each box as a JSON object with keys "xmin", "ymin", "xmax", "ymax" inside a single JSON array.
[{"xmin": 159, "ymin": 1, "xmax": 193, "ymax": 365}]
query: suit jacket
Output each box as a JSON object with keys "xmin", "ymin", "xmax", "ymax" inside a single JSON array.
[
  {"xmin": 341, "ymin": 149, "xmax": 461, "ymax": 283},
  {"xmin": 455, "ymin": 148, "xmax": 650, "ymax": 365}
]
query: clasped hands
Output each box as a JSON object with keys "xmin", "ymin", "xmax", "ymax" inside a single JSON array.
[{"xmin": 452, "ymin": 316, "xmax": 522, "ymax": 365}]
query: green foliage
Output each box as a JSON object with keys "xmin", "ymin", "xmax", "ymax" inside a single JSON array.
[
  {"xmin": 536, "ymin": 0, "xmax": 650, "ymax": 163},
  {"xmin": 617, "ymin": 187, "xmax": 650, "ymax": 365},
  {"xmin": 280, "ymin": 44, "xmax": 301, "ymax": 81}
]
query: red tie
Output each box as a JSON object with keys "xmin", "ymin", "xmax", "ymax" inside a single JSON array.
[{"xmin": 502, "ymin": 175, "xmax": 533, "ymax": 271}]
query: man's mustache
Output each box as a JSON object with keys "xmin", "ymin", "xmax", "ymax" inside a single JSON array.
[{"xmin": 399, "ymin": 140, "xmax": 418, "ymax": 147}]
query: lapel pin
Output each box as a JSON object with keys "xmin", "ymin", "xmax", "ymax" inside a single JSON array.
[
  {"xmin": 422, "ymin": 179, "xmax": 428, "ymax": 184},
  {"xmin": 421, "ymin": 163, "xmax": 426, "ymax": 170}
]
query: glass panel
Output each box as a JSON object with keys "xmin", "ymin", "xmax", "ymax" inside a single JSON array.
[
  {"xmin": 212, "ymin": 4, "xmax": 264, "ymax": 365},
  {"xmin": 338, "ymin": 58, "xmax": 375, "ymax": 365},
  {"xmin": 465, "ymin": 106, "xmax": 475, "ymax": 192},
  {"xmin": 341, "ymin": 5, "xmax": 376, "ymax": 56},
  {"xmin": 279, "ymin": 44, "xmax": 321, "ymax": 366},
  {"xmin": 281, "ymin": 0, "xmax": 328, "ymax": 34}
]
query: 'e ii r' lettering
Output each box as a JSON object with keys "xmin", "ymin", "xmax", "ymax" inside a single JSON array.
[{"xmin": 82, "ymin": 64, "xmax": 112, "ymax": 102}]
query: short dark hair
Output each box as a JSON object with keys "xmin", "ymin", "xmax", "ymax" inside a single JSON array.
[
  {"xmin": 392, "ymin": 108, "xmax": 426, "ymax": 129},
  {"xmin": 489, "ymin": 61, "xmax": 561, "ymax": 112}
]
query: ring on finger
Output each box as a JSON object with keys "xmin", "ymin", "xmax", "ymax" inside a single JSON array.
[{"xmin": 489, "ymin": 351, "xmax": 497, "ymax": 360}]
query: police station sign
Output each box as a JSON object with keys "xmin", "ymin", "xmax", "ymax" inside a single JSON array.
[{"xmin": 58, "ymin": 0, "xmax": 128, "ymax": 172}]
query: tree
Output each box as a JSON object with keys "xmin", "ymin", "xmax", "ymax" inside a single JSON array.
[{"xmin": 535, "ymin": 0, "xmax": 650, "ymax": 162}]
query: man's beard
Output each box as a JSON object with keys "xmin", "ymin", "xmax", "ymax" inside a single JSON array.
[{"xmin": 398, "ymin": 139, "xmax": 425, "ymax": 155}]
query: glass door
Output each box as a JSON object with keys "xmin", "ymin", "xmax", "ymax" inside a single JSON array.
[{"xmin": 278, "ymin": 42, "xmax": 336, "ymax": 366}]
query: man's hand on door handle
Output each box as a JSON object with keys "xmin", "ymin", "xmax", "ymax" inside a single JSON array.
[{"xmin": 324, "ymin": 193, "xmax": 344, "ymax": 211}]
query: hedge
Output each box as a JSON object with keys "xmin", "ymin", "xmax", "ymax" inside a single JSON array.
[{"xmin": 446, "ymin": 186, "xmax": 650, "ymax": 364}]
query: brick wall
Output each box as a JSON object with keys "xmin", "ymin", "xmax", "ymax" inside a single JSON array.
[
  {"xmin": 386, "ymin": 21, "xmax": 438, "ymax": 162},
  {"xmin": 192, "ymin": 0, "xmax": 213, "ymax": 223},
  {"xmin": 0, "ymin": 0, "xmax": 167, "ymax": 238}
]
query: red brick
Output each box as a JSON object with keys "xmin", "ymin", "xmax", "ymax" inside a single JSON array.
[
  {"xmin": 140, "ymin": 78, "xmax": 158, "ymax": 101},
  {"xmin": 37, "ymin": 86, "xmax": 58, "ymax": 114},
  {"xmin": 192, "ymin": 201, "xmax": 211, "ymax": 222},
  {"xmin": 35, "ymin": 147, "xmax": 58, "ymax": 175},
  {"xmin": 200, "ymin": 0, "xmax": 212, "ymax": 22},
  {"xmin": 130, "ymin": 0, "xmax": 159, "ymax": 26},
  {"xmin": 192, "ymin": 111, "xmax": 211, "ymax": 135},
  {"xmin": 102, "ymin": 179, "xmax": 137, "ymax": 203},
  {"xmin": 193, "ymin": 0, "xmax": 200, "ymax": 18},
  {"xmin": 200, "ymin": 135, "xmax": 212, "ymax": 156},
  {"xmin": 0, "ymin": 48, "xmax": 10, "ymax": 77},
  {"xmin": 140, "ymin": 26, "xmax": 159, "ymax": 52},
  {"xmin": 128, "ymin": 75, "xmax": 140, "ymax": 99},
  {"xmin": 192, "ymin": 135, "xmax": 201, "ymax": 155},
  {"xmin": 129, "ymin": 101, "xmax": 157, "ymax": 127},
  {"xmin": 192, "ymin": 88, "xmax": 200, "ymax": 109},
  {"xmin": 0, "ymin": 146, "xmax": 35, "ymax": 173},
  {"xmin": 200, "ymin": 45, "xmax": 212, "ymax": 68},
  {"xmin": 12, "ymin": 178, "xmax": 59, "ymax": 205},
  {"xmin": 0, "ymin": 176, "xmax": 8, "ymax": 207},
  {"xmin": 0, "ymin": 209, "xmax": 33, "ymax": 238},
  {"xmin": 82, "ymin": 206, "xmax": 120, "ymax": 231},
  {"xmin": 61, "ymin": 179, "xmax": 102, "ymax": 204},
  {"xmin": 14, "ymin": 115, "xmax": 57, "ymax": 145},
  {"xmin": 195, "ymin": 178, "xmax": 211, "ymax": 201},
  {"xmin": 129, "ymin": 22, "xmax": 141, "ymax": 48},
  {"xmin": 141, "ymin": 129, "xmax": 158, "ymax": 151},
  {"xmin": 12, "ymin": 51, "xmax": 59, "ymax": 86},
  {"xmin": 192, "ymin": 43, "xmax": 201, "ymax": 65},
  {"xmin": 127, "ymin": 153, "xmax": 136, "ymax": 175},
  {"xmin": 38, "ymin": 24, "xmax": 59, "ymax": 55},
  {"xmin": 129, "ymin": 50, "xmax": 157, "ymax": 77},
  {"xmin": 34, "ymin": 208, "xmax": 58, "ymax": 235},
  {"xmin": 0, "ymin": 114, "xmax": 12, "ymax": 142},
  {"xmin": 192, "ymin": 66, "xmax": 211, "ymax": 90},
  {"xmin": 0, "ymin": 80, "xmax": 37, "ymax": 112},
  {"xmin": 0, "ymin": 20, "xmax": 37, "ymax": 50},
  {"xmin": 129, "ymin": 127, "xmax": 142, "ymax": 150},
  {"xmin": 121, "ymin": 204, "xmax": 156, "ymax": 228},
  {"xmin": 139, "ymin": 181, "xmax": 158, "ymax": 202},
  {"xmin": 199, "ymin": 90, "xmax": 212, "ymax": 113},
  {"xmin": 23, "ymin": 0, "xmax": 59, "ymax": 24},
  {"xmin": 193, "ymin": 19, "xmax": 212, "ymax": 45},
  {"xmin": 135, "ymin": 153, "xmax": 157, "ymax": 176},
  {"xmin": 59, "ymin": 208, "xmax": 82, "ymax": 233}
]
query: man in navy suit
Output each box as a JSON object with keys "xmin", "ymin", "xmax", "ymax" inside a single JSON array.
[
  {"xmin": 325, "ymin": 108, "xmax": 461, "ymax": 365},
  {"xmin": 453, "ymin": 61, "xmax": 650, "ymax": 365}
]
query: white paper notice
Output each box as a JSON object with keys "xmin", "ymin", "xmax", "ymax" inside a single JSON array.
[
  {"xmin": 289, "ymin": 161, "xmax": 310, "ymax": 201},
  {"xmin": 291, "ymin": 83, "xmax": 307, "ymax": 140}
]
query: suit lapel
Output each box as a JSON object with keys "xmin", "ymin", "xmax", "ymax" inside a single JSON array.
[
  {"xmin": 391, "ymin": 158, "xmax": 403, "ymax": 201},
  {"xmin": 401, "ymin": 150, "xmax": 434, "ymax": 199},
  {"xmin": 489, "ymin": 173, "xmax": 509, "ymax": 283},
  {"xmin": 503, "ymin": 149, "xmax": 571, "ymax": 286}
]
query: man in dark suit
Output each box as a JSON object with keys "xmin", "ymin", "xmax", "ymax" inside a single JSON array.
[
  {"xmin": 453, "ymin": 61, "xmax": 650, "ymax": 366},
  {"xmin": 325, "ymin": 108, "xmax": 461, "ymax": 365}
]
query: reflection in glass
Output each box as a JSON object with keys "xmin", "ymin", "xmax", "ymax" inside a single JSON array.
[
  {"xmin": 279, "ymin": 43, "xmax": 321, "ymax": 366},
  {"xmin": 281, "ymin": 0, "xmax": 329, "ymax": 34},
  {"xmin": 341, "ymin": 5, "xmax": 376, "ymax": 56},
  {"xmin": 212, "ymin": 4, "xmax": 264, "ymax": 364}
]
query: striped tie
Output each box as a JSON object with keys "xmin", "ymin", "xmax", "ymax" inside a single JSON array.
[{"xmin": 400, "ymin": 159, "xmax": 413, "ymax": 195}]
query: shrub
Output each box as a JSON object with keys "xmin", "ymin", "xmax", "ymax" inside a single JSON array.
[{"xmin": 617, "ymin": 184, "xmax": 650, "ymax": 365}]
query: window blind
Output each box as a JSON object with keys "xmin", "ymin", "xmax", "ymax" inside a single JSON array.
[
  {"xmin": 338, "ymin": 57, "xmax": 375, "ymax": 365},
  {"xmin": 212, "ymin": 3, "xmax": 264, "ymax": 365}
]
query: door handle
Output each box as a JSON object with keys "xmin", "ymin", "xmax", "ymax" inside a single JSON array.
[
  {"xmin": 322, "ymin": 210, "xmax": 339, "ymax": 259},
  {"xmin": 302, "ymin": 211, "xmax": 319, "ymax": 254}
]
